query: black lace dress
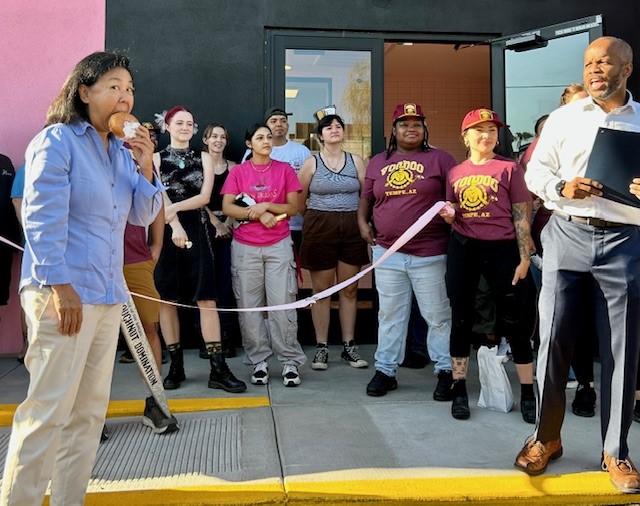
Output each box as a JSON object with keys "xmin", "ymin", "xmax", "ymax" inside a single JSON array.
[{"xmin": 154, "ymin": 146, "xmax": 217, "ymax": 302}]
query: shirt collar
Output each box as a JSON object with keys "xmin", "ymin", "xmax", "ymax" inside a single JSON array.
[
  {"xmin": 583, "ymin": 90, "xmax": 638, "ymax": 114},
  {"xmin": 69, "ymin": 120, "xmax": 125, "ymax": 147}
]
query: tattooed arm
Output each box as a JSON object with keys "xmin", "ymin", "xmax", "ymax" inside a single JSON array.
[{"xmin": 511, "ymin": 201, "xmax": 532, "ymax": 285}]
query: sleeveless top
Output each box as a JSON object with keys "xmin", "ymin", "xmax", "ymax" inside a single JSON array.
[
  {"xmin": 158, "ymin": 146, "xmax": 204, "ymax": 229},
  {"xmin": 208, "ymin": 162, "xmax": 229, "ymax": 212},
  {"xmin": 307, "ymin": 152, "xmax": 360, "ymax": 212},
  {"xmin": 159, "ymin": 146, "xmax": 203, "ymax": 202}
]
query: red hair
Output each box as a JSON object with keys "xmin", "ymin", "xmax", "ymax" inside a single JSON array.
[{"xmin": 165, "ymin": 105, "xmax": 194, "ymax": 126}]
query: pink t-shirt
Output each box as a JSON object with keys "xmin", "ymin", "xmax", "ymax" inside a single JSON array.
[
  {"xmin": 362, "ymin": 149, "xmax": 456, "ymax": 257},
  {"xmin": 221, "ymin": 159, "xmax": 302, "ymax": 246},
  {"xmin": 446, "ymin": 155, "xmax": 531, "ymax": 241}
]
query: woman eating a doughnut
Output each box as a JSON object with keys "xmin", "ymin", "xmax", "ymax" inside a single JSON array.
[
  {"xmin": 0, "ymin": 51, "xmax": 163, "ymax": 505},
  {"xmin": 153, "ymin": 105, "xmax": 245, "ymax": 393}
]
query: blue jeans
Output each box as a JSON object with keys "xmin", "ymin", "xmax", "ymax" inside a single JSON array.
[{"xmin": 372, "ymin": 246, "xmax": 452, "ymax": 377}]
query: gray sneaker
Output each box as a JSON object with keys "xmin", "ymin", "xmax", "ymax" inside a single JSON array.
[
  {"xmin": 142, "ymin": 397, "xmax": 179, "ymax": 434},
  {"xmin": 311, "ymin": 344, "xmax": 329, "ymax": 370}
]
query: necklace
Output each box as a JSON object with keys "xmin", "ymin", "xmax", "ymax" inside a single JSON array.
[
  {"xmin": 168, "ymin": 146, "xmax": 191, "ymax": 169},
  {"xmin": 250, "ymin": 160, "xmax": 272, "ymax": 173},
  {"xmin": 320, "ymin": 150, "xmax": 344, "ymax": 172}
]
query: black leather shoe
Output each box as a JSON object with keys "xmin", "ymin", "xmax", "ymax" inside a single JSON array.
[
  {"xmin": 521, "ymin": 397, "xmax": 536, "ymax": 424},
  {"xmin": 451, "ymin": 379, "xmax": 470, "ymax": 420},
  {"xmin": 433, "ymin": 370, "xmax": 453, "ymax": 401},
  {"xmin": 366, "ymin": 370, "xmax": 397, "ymax": 396},
  {"xmin": 452, "ymin": 394, "xmax": 470, "ymax": 420},
  {"xmin": 572, "ymin": 384, "xmax": 596, "ymax": 417}
]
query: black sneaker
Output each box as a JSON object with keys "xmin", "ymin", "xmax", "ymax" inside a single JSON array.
[
  {"xmin": 433, "ymin": 370, "xmax": 453, "ymax": 401},
  {"xmin": 142, "ymin": 397, "xmax": 179, "ymax": 434},
  {"xmin": 119, "ymin": 350, "xmax": 135, "ymax": 363},
  {"xmin": 366, "ymin": 370, "xmax": 397, "ymax": 396},
  {"xmin": 521, "ymin": 397, "xmax": 536, "ymax": 424},
  {"xmin": 572, "ymin": 384, "xmax": 596, "ymax": 417},
  {"xmin": 311, "ymin": 344, "xmax": 329, "ymax": 370},
  {"xmin": 341, "ymin": 341, "xmax": 368, "ymax": 368}
]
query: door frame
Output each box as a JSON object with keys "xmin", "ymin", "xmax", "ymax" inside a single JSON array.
[
  {"xmin": 490, "ymin": 15, "xmax": 604, "ymax": 148},
  {"xmin": 266, "ymin": 30, "xmax": 494, "ymax": 156}
]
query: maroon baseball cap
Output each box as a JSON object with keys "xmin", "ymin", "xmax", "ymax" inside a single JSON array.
[
  {"xmin": 392, "ymin": 103, "xmax": 425, "ymax": 123},
  {"xmin": 461, "ymin": 108, "xmax": 504, "ymax": 133}
]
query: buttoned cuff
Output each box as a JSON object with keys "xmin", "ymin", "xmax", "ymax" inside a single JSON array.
[{"xmin": 32, "ymin": 264, "xmax": 71, "ymax": 286}]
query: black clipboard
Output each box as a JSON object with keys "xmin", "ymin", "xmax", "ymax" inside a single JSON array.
[{"xmin": 585, "ymin": 127, "xmax": 640, "ymax": 209}]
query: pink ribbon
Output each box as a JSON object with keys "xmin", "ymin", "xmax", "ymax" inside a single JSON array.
[{"xmin": 1, "ymin": 201, "xmax": 445, "ymax": 313}]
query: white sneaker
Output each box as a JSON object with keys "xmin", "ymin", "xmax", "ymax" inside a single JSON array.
[
  {"xmin": 282, "ymin": 364, "xmax": 301, "ymax": 387},
  {"xmin": 251, "ymin": 361, "xmax": 269, "ymax": 385}
]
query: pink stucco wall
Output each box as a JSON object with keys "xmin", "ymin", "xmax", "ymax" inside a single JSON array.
[
  {"xmin": 0, "ymin": 0, "xmax": 105, "ymax": 166},
  {"xmin": 0, "ymin": 0, "xmax": 105, "ymax": 354}
]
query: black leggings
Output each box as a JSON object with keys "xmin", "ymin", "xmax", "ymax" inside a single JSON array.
[{"xmin": 446, "ymin": 232, "xmax": 533, "ymax": 364}]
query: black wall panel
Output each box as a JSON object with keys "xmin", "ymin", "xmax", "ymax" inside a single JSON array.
[{"xmin": 106, "ymin": 0, "xmax": 640, "ymax": 161}]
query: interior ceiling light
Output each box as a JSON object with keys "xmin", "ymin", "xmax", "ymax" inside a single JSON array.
[
  {"xmin": 285, "ymin": 65, "xmax": 292, "ymax": 71},
  {"xmin": 285, "ymin": 89, "xmax": 299, "ymax": 99}
]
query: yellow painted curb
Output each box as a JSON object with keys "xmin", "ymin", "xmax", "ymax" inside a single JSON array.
[
  {"xmin": 37, "ymin": 471, "xmax": 640, "ymax": 505},
  {"xmin": 66, "ymin": 484, "xmax": 284, "ymax": 506},
  {"xmin": 106, "ymin": 397, "xmax": 270, "ymax": 418},
  {"xmin": 0, "ymin": 397, "xmax": 270, "ymax": 427},
  {"xmin": 285, "ymin": 471, "xmax": 640, "ymax": 504}
]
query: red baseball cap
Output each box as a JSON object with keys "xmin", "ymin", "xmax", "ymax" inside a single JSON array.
[
  {"xmin": 392, "ymin": 103, "xmax": 425, "ymax": 123},
  {"xmin": 461, "ymin": 108, "xmax": 504, "ymax": 133}
]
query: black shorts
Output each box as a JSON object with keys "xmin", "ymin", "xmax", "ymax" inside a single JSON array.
[{"xmin": 299, "ymin": 209, "xmax": 370, "ymax": 271}]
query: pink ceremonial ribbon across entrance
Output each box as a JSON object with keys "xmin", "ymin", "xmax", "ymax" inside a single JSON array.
[{"xmin": 0, "ymin": 201, "xmax": 445, "ymax": 313}]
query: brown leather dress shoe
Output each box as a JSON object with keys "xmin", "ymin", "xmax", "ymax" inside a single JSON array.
[
  {"xmin": 602, "ymin": 452, "xmax": 640, "ymax": 493},
  {"xmin": 514, "ymin": 437, "xmax": 563, "ymax": 475}
]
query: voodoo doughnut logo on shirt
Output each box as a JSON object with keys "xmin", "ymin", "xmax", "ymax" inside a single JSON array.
[
  {"xmin": 453, "ymin": 174, "xmax": 499, "ymax": 212},
  {"xmin": 381, "ymin": 160, "xmax": 424, "ymax": 192}
]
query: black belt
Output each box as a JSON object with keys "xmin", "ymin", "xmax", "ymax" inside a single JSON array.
[{"xmin": 554, "ymin": 211, "xmax": 627, "ymax": 228}]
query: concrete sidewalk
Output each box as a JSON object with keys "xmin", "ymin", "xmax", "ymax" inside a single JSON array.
[{"xmin": 1, "ymin": 345, "xmax": 639, "ymax": 505}]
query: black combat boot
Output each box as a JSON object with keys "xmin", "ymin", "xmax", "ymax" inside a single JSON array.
[
  {"xmin": 163, "ymin": 344, "xmax": 186, "ymax": 390},
  {"xmin": 209, "ymin": 352, "xmax": 247, "ymax": 393}
]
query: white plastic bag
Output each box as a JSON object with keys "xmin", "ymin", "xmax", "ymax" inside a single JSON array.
[{"xmin": 477, "ymin": 344, "xmax": 515, "ymax": 413}]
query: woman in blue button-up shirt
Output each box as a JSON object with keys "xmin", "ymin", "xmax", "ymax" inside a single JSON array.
[{"xmin": 0, "ymin": 52, "xmax": 163, "ymax": 506}]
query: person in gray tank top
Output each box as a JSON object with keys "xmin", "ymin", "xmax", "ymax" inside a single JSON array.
[{"xmin": 298, "ymin": 108, "xmax": 370, "ymax": 371}]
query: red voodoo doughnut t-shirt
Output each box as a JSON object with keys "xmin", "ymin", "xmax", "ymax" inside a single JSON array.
[
  {"xmin": 362, "ymin": 148, "xmax": 456, "ymax": 257},
  {"xmin": 446, "ymin": 154, "xmax": 531, "ymax": 241}
]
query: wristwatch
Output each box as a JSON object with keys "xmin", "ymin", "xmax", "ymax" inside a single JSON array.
[{"xmin": 555, "ymin": 179, "xmax": 566, "ymax": 197}]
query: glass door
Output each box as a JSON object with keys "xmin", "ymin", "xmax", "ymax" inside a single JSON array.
[
  {"xmin": 491, "ymin": 15, "xmax": 603, "ymax": 155},
  {"xmin": 269, "ymin": 34, "xmax": 384, "ymax": 159}
]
